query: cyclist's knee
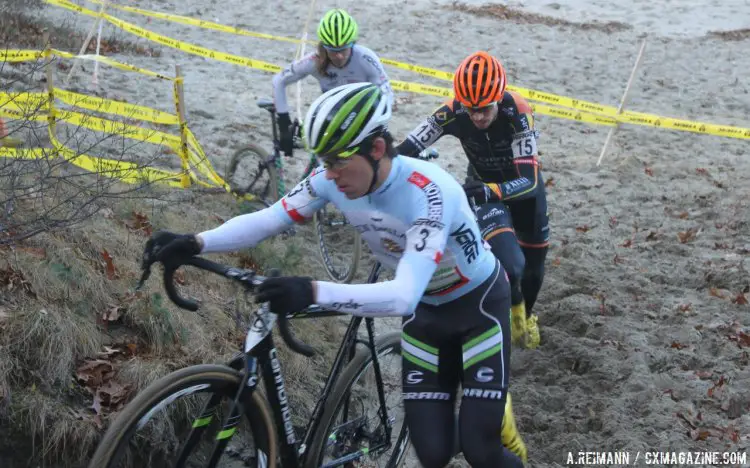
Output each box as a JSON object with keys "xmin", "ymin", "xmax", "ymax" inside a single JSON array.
[
  {"xmin": 406, "ymin": 401, "xmax": 455, "ymax": 468},
  {"xmin": 412, "ymin": 442, "xmax": 454, "ymax": 468},
  {"xmin": 459, "ymin": 398, "xmax": 505, "ymax": 467}
]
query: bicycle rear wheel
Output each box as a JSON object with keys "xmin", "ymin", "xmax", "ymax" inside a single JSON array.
[
  {"xmin": 305, "ymin": 331, "xmax": 408, "ymax": 468},
  {"xmin": 88, "ymin": 364, "xmax": 277, "ymax": 468},
  {"xmin": 226, "ymin": 144, "xmax": 280, "ymax": 205},
  {"xmin": 314, "ymin": 206, "xmax": 362, "ymax": 284}
]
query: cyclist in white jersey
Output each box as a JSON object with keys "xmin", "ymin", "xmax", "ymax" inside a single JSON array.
[
  {"xmin": 271, "ymin": 8, "xmax": 393, "ymax": 156},
  {"xmin": 144, "ymin": 83, "xmax": 525, "ymax": 468}
]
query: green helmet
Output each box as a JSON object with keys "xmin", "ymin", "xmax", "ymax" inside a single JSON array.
[
  {"xmin": 317, "ymin": 9, "xmax": 358, "ymax": 48},
  {"xmin": 304, "ymin": 83, "xmax": 391, "ymax": 158}
]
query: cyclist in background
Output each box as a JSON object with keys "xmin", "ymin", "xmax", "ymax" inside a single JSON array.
[
  {"xmin": 271, "ymin": 8, "xmax": 393, "ymax": 157},
  {"xmin": 396, "ymin": 51, "xmax": 550, "ymax": 350}
]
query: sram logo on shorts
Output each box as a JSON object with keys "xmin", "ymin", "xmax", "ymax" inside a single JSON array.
[
  {"xmin": 403, "ymin": 392, "xmax": 451, "ymax": 400},
  {"xmin": 462, "ymin": 388, "xmax": 504, "ymax": 400}
]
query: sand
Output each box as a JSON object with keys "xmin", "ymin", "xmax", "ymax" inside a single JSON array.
[{"xmin": 28, "ymin": 0, "xmax": 750, "ymax": 465}]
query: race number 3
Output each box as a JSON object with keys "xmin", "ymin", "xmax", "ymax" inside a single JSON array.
[{"xmin": 512, "ymin": 133, "xmax": 537, "ymax": 158}]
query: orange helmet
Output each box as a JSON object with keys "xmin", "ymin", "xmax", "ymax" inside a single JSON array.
[{"xmin": 453, "ymin": 51, "xmax": 507, "ymax": 108}]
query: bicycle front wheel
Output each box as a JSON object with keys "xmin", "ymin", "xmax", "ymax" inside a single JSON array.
[
  {"xmin": 305, "ymin": 331, "xmax": 408, "ymax": 468},
  {"xmin": 314, "ymin": 206, "xmax": 362, "ymax": 284},
  {"xmin": 88, "ymin": 364, "xmax": 277, "ymax": 468},
  {"xmin": 226, "ymin": 144, "xmax": 280, "ymax": 205}
]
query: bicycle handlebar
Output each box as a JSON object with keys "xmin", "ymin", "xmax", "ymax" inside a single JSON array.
[{"xmin": 138, "ymin": 256, "xmax": 315, "ymax": 357}]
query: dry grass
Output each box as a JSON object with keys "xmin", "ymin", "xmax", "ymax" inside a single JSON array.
[{"xmin": 0, "ymin": 173, "xmax": 365, "ymax": 466}]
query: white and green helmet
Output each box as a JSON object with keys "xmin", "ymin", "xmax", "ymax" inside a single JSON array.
[
  {"xmin": 317, "ymin": 9, "xmax": 358, "ymax": 48},
  {"xmin": 304, "ymin": 82, "xmax": 392, "ymax": 158}
]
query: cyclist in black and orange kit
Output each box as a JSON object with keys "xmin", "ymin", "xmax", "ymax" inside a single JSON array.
[{"xmin": 397, "ymin": 51, "xmax": 549, "ymax": 350}]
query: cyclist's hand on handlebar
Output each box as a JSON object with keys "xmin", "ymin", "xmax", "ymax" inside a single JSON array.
[
  {"xmin": 256, "ymin": 276, "xmax": 314, "ymax": 315},
  {"xmin": 277, "ymin": 112, "xmax": 294, "ymax": 157},
  {"xmin": 142, "ymin": 231, "xmax": 202, "ymax": 269},
  {"xmin": 462, "ymin": 179, "xmax": 493, "ymax": 205}
]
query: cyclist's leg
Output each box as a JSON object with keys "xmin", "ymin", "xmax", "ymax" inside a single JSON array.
[
  {"xmin": 402, "ymin": 308, "xmax": 461, "ymax": 468},
  {"xmin": 510, "ymin": 186, "xmax": 550, "ymax": 349},
  {"xmin": 456, "ymin": 263, "xmax": 525, "ymax": 468},
  {"xmin": 475, "ymin": 203, "xmax": 525, "ymax": 305},
  {"xmin": 475, "ymin": 202, "xmax": 527, "ymax": 346}
]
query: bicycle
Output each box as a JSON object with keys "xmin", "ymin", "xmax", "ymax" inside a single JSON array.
[
  {"xmin": 87, "ymin": 254, "xmax": 409, "ymax": 468},
  {"xmin": 225, "ymin": 98, "xmax": 361, "ymax": 284}
]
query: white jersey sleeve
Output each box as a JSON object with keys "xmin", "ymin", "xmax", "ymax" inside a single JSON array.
[
  {"xmin": 357, "ymin": 46, "xmax": 394, "ymax": 107},
  {"xmin": 198, "ymin": 168, "xmax": 330, "ymax": 253},
  {"xmin": 271, "ymin": 53, "xmax": 318, "ymax": 114}
]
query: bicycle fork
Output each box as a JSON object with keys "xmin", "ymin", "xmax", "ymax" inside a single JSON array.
[{"xmin": 173, "ymin": 356, "xmax": 259, "ymax": 468}]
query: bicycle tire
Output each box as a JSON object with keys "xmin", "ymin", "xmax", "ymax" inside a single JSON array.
[
  {"xmin": 226, "ymin": 144, "xmax": 280, "ymax": 204},
  {"xmin": 305, "ymin": 331, "xmax": 408, "ymax": 468},
  {"xmin": 314, "ymin": 209, "xmax": 362, "ymax": 284},
  {"xmin": 88, "ymin": 364, "xmax": 278, "ymax": 468}
]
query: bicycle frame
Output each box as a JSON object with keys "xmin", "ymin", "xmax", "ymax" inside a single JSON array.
[{"xmin": 178, "ymin": 261, "xmax": 395, "ymax": 468}]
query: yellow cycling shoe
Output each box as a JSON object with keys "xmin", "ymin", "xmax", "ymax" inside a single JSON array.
[
  {"xmin": 510, "ymin": 303, "xmax": 527, "ymax": 347},
  {"xmin": 525, "ymin": 314, "xmax": 540, "ymax": 349},
  {"xmin": 501, "ymin": 393, "xmax": 528, "ymax": 462}
]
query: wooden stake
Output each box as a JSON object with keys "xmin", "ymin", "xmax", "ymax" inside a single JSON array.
[
  {"xmin": 64, "ymin": 0, "xmax": 110, "ymax": 85},
  {"xmin": 596, "ymin": 37, "xmax": 647, "ymax": 167},
  {"xmin": 173, "ymin": 65, "xmax": 191, "ymax": 188}
]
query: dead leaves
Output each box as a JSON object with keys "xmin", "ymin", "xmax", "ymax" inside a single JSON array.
[
  {"xmin": 677, "ymin": 227, "xmax": 699, "ymax": 244},
  {"xmin": 101, "ymin": 249, "xmax": 118, "ymax": 280},
  {"xmin": 0, "ymin": 266, "xmax": 35, "ymax": 297},
  {"xmin": 707, "ymin": 375, "xmax": 728, "ymax": 398},
  {"xmin": 99, "ymin": 305, "xmax": 123, "ymax": 323},
  {"xmin": 731, "ymin": 292, "xmax": 748, "ymax": 306},
  {"xmin": 575, "ymin": 225, "xmax": 591, "ymax": 233},
  {"xmin": 677, "ymin": 410, "xmax": 741, "ymax": 442},
  {"xmin": 670, "ymin": 341, "xmax": 689, "ymax": 350},
  {"xmin": 126, "ymin": 211, "xmax": 153, "ymax": 237},
  {"xmin": 75, "ymin": 348, "xmax": 136, "ymax": 423}
]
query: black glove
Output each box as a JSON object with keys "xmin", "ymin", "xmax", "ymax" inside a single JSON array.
[
  {"xmin": 462, "ymin": 179, "xmax": 493, "ymax": 205},
  {"xmin": 256, "ymin": 276, "xmax": 314, "ymax": 315},
  {"xmin": 142, "ymin": 230, "xmax": 201, "ymax": 269},
  {"xmin": 277, "ymin": 112, "xmax": 294, "ymax": 157}
]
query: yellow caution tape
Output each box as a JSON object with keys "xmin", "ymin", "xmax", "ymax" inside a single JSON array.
[
  {"xmin": 57, "ymin": 109, "xmax": 182, "ymax": 148},
  {"xmin": 0, "ymin": 92, "xmax": 48, "ymax": 109},
  {"xmin": 618, "ymin": 111, "xmax": 750, "ymax": 139},
  {"xmin": 1, "ymin": 143, "xmax": 186, "ymax": 188},
  {"xmin": 87, "ymin": 0, "xmax": 305, "ymax": 45},
  {"xmin": 391, "ymin": 81, "xmax": 617, "ymax": 127},
  {"xmin": 44, "ymin": 0, "xmax": 750, "ymax": 140},
  {"xmin": 47, "ymin": 0, "xmax": 279, "ymax": 73},
  {"xmin": 185, "ymin": 128, "xmax": 230, "ymax": 189},
  {"xmin": 50, "ymin": 48, "xmax": 173, "ymax": 80},
  {"xmin": 0, "ymin": 148, "xmax": 50, "ymax": 159},
  {"xmin": 383, "ymin": 59, "xmax": 453, "ymax": 81},
  {"xmin": 0, "ymin": 50, "xmax": 44, "ymax": 62},
  {"xmin": 104, "ymin": 15, "xmax": 281, "ymax": 73},
  {"xmin": 0, "ymin": 102, "xmax": 49, "ymax": 122},
  {"xmin": 55, "ymin": 89, "xmax": 179, "ymax": 125}
]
